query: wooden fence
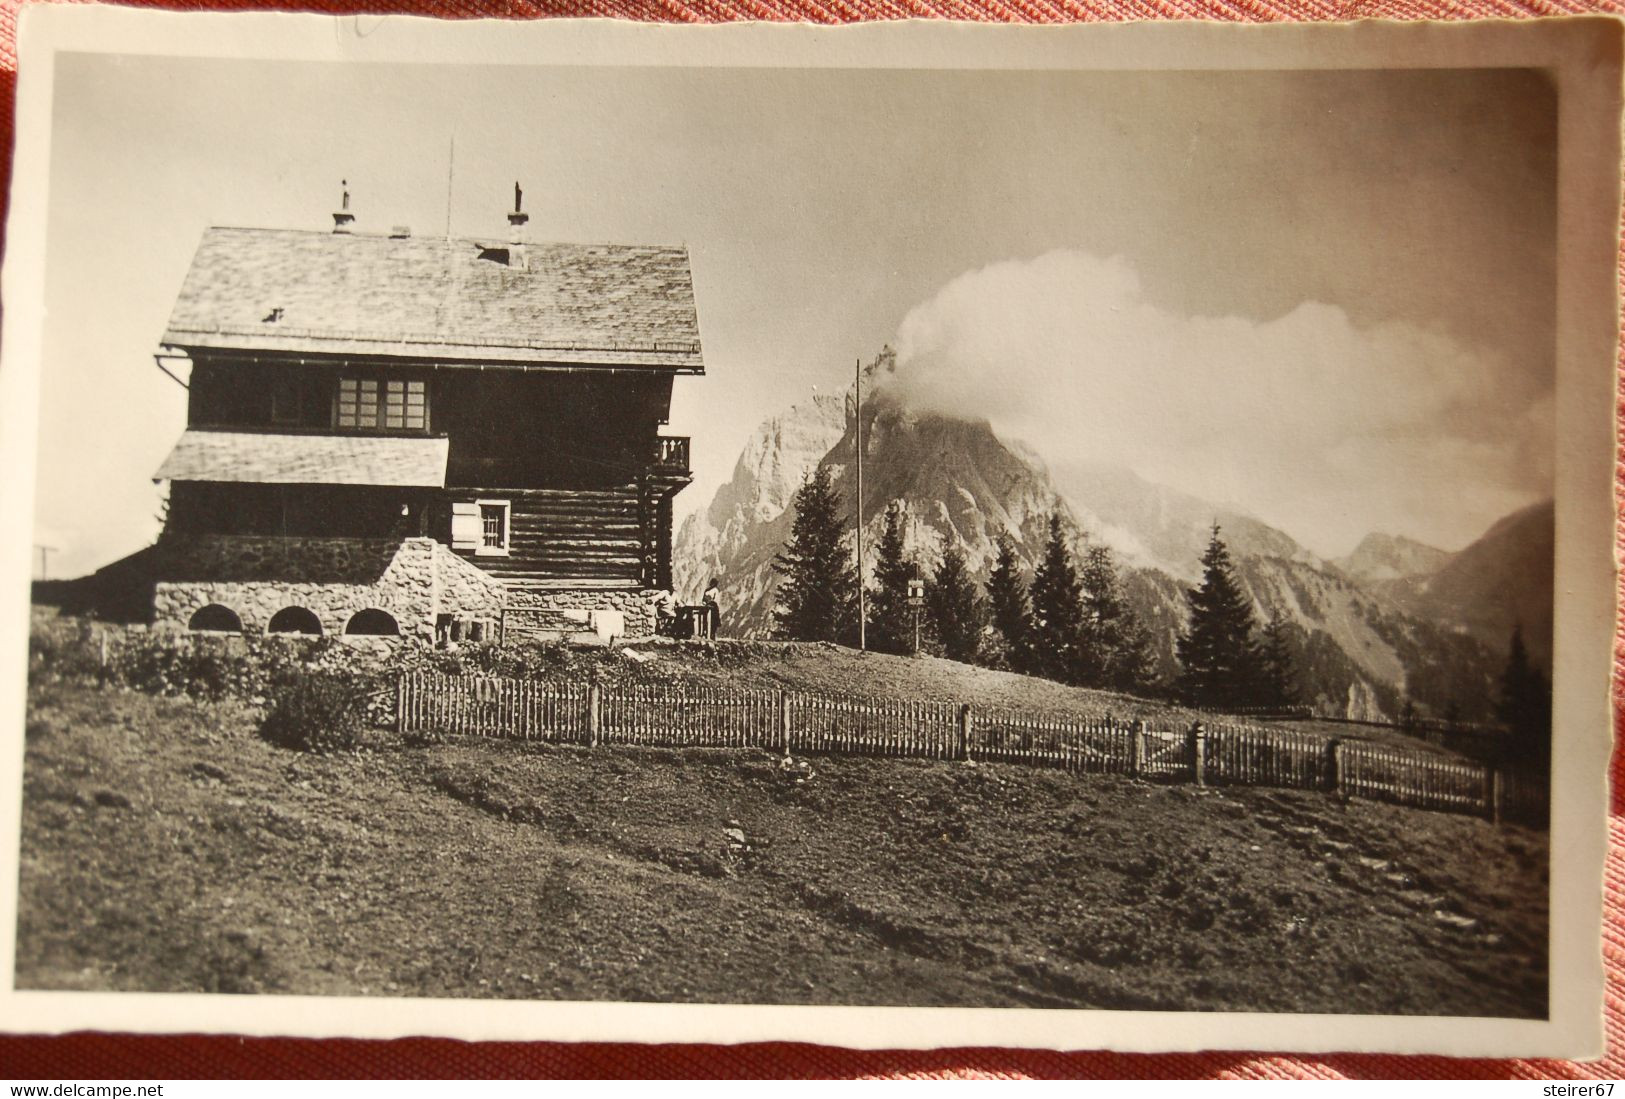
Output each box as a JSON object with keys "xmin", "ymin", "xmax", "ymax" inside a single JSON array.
[
  {"xmin": 600, "ymin": 683, "xmax": 780, "ymax": 749},
  {"xmin": 395, "ymin": 672, "xmax": 1549, "ymax": 827},
  {"xmin": 397, "ymin": 673, "xmax": 590, "ymax": 742}
]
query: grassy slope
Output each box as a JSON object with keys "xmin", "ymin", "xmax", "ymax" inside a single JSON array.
[{"xmin": 18, "ymin": 681, "xmax": 1546, "ymax": 1015}]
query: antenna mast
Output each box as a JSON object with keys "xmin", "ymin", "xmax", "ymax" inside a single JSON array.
[
  {"xmin": 444, "ymin": 135, "xmax": 455, "ymax": 238},
  {"xmin": 855, "ymin": 356, "xmax": 866, "ymax": 652}
]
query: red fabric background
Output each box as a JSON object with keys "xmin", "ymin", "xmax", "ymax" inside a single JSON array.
[{"xmin": 0, "ymin": 0, "xmax": 1621, "ymax": 1079}]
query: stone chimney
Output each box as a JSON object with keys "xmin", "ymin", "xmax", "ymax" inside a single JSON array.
[
  {"xmin": 507, "ymin": 181, "xmax": 528, "ymax": 269},
  {"xmin": 332, "ymin": 180, "xmax": 356, "ymax": 234}
]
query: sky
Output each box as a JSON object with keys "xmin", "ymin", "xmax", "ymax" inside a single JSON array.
[{"xmin": 31, "ymin": 55, "xmax": 1555, "ymax": 577}]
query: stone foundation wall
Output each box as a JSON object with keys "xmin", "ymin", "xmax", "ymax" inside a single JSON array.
[
  {"xmin": 150, "ymin": 534, "xmax": 659, "ymax": 642},
  {"xmin": 508, "ymin": 587, "xmax": 658, "ymax": 639},
  {"xmin": 153, "ymin": 536, "xmax": 507, "ymax": 641},
  {"xmin": 433, "ymin": 544, "xmax": 507, "ymax": 621},
  {"xmin": 156, "ymin": 534, "xmax": 403, "ymax": 584}
]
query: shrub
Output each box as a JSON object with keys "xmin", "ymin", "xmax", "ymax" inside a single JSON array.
[
  {"xmin": 259, "ymin": 672, "xmax": 373, "ymax": 754},
  {"xmin": 31, "ymin": 613, "xmax": 591, "ymax": 712},
  {"xmin": 113, "ymin": 635, "xmax": 254, "ymax": 700},
  {"xmin": 30, "ymin": 616, "xmax": 413, "ymax": 703},
  {"xmin": 29, "ymin": 621, "xmax": 114, "ymax": 684},
  {"xmin": 428, "ymin": 638, "xmax": 574, "ymax": 679}
]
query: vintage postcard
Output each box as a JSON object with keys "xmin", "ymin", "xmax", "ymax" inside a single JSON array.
[{"xmin": 0, "ymin": 8, "xmax": 1617, "ymax": 1058}]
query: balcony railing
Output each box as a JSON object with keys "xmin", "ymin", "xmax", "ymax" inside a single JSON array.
[{"xmin": 653, "ymin": 435, "xmax": 690, "ymax": 474}]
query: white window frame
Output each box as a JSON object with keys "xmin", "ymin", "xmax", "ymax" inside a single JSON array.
[
  {"xmin": 475, "ymin": 499, "xmax": 511, "ymax": 557},
  {"xmin": 334, "ymin": 376, "xmax": 427, "ymax": 432}
]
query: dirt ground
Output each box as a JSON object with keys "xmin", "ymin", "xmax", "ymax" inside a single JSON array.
[{"xmin": 16, "ymin": 681, "xmax": 1546, "ymax": 1016}]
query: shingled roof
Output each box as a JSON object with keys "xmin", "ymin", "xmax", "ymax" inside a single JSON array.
[
  {"xmin": 161, "ymin": 227, "xmax": 704, "ymax": 371},
  {"xmin": 155, "ymin": 430, "xmax": 450, "ymax": 487}
]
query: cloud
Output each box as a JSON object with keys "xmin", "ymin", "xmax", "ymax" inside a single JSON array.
[{"xmin": 884, "ymin": 250, "xmax": 1552, "ymax": 557}]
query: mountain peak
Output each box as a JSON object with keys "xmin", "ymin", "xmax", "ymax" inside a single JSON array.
[
  {"xmin": 1334, "ymin": 531, "xmax": 1450, "ymax": 583},
  {"xmin": 676, "ymin": 387, "xmax": 1079, "ymax": 631},
  {"xmin": 1384, "ymin": 497, "xmax": 1554, "ymax": 671}
]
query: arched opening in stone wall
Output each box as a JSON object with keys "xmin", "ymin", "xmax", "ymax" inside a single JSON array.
[
  {"xmin": 268, "ymin": 606, "xmax": 324, "ymax": 636},
  {"xmin": 187, "ymin": 604, "xmax": 243, "ymax": 633},
  {"xmin": 344, "ymin": 608, "xmax": 400, "ymax": 637}
]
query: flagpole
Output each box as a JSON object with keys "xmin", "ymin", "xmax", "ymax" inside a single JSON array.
[
  {"xmin": 444, "ymin": 134, "xmax": 455, "ymax": 238},
  {"xmin": 855, "ymin": 357, "xmax": 866, "ymax": 652}
]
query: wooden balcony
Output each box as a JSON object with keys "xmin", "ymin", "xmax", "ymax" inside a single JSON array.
[{"xmin": 652, "ymin": 435, "xmax": 690, "ymax": 476}]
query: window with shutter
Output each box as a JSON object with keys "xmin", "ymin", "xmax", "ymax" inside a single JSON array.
[{"xmin": 450, "ymin": 502, "xmax": 482, "ymax": 550}]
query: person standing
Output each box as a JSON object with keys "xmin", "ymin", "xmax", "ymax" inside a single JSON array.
[
  {"xmin": 702, "ymin": 578, "xmax": 722, "ymax": 640},
  {"xmin": 651, "ymin": 587, "xmax": 676, "ymax": 637}
]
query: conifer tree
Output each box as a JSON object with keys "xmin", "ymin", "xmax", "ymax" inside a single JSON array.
[
  {"xmin": 771, "ymin": 466, "xmax": 858, "ymax": 643},
  {"xmin": 926, "ymin": 544, "xmax": 985, "ymax": 663},
  {"xmin": 984, "ymin": 532, "xmax": 1034, "ymax": 672},
  {"xmin": 1258, "ymin": 615, "xmax": 1300, "ymax": 709},
  {"xmin": 1076, "ymin": 544, "xmax": 1114, "ymax": 687},
  {"xmin": 1029, "ymin": 514, "xmax": 1086, "ymax": 684},
  {"xmin": 866, "ymin": 501, "xmax": 920, "ymax": 655},
  {"xmin": 1495, "ymin": 624, "xmax": 1552, "ymax": 767},
  {"xmin": 1108, "ymin": 610, "xmax": 1159, "ymax": 696},
  {"xmin": 1078, "ymin": 542, "xmax": 1156, "ymax": 693},
  {"xmin": 1175, "ymin": 524, "xmax": 1262, "ymax": 708}
]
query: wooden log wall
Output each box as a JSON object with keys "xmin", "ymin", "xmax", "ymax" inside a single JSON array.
[{"xmin": 451, "ymin": 486, "xmax": 646, "ymax": 583}]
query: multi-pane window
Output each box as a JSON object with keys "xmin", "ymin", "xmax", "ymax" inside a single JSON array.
[
  {"xmin": 451, "ymin": 500, "xmax": 508, "ymax": 556},
  {"xmin": 335, "ymin": 377, "xmax": 427, "ymax": 431},
  {"xmin": 479, "ymin": 502, "xmax": 509, "ymax": 554},
  {"xmin": 335, "ymin": 378, "xmax": 378, "ymax": 429},
  {"xmin": 383, "ymin": 380, "xmax": 427, "ymax": 430}
]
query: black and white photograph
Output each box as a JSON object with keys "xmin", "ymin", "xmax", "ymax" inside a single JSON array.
[{"xmin": 0, "ymin": 10, "xmax": 1616, "ymax": 1057}]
